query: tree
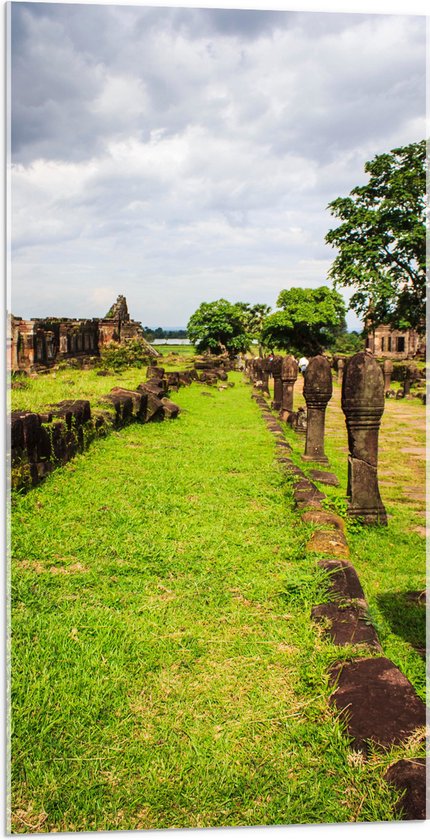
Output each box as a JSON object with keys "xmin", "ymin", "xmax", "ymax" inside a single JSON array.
[
  {"xmin": 325, "ymin": 140, "xmax": 426, "ymax": 332},
  {"xmin": 187, "ymin": 299, "xmax": 253, "ymax": 355},
  {"xmin": 235, "ymin": 302, "xmax": 272, "ymax": 354},
  {"xmin": 260, "ymin": 286, "xmax": 346, "ymax": 356}
]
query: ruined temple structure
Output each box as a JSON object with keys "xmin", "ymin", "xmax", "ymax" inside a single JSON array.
[
  {"xmin": 8, "ymin": 295, "xmax": 160, "ymax": 372},
  {"xmin": 365, "ymin": 324, "xmax": 425, "ymax": 360}
]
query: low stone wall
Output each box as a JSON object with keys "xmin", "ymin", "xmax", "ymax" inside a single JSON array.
[{"xmin": 10, "ymin": 362, "xmax": 231, "ymax": 492}]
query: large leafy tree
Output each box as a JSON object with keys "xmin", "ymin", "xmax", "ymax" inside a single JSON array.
[
  {"xmin": 325, "ymin": 140, "xmax": 426, "ymax": 332},
  {"xmin": 260, "ymin": 286, "xmax": 346, "ymax": 356},
  {"xmin": 187, "ymin": 299, "xmax": 254, "ymax": 355}
]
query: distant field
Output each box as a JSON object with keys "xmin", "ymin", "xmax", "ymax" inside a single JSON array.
[{"xmin": 152, "ymin": 343, "xmax": 196, "ymax": 358}]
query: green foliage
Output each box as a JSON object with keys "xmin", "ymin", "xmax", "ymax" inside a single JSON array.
[
  {"xmin": 330, "ymin": 330, "xmax": 364, "ymax": 355},
  {"xmin": 260, "ymin": 286, "xmax": 346, "ymax": 356},
  {"xmin": 326, "ymin": 140, "xmax": 426, "ymax": 331},
  {"xmin": 187, "ymin": 298, "xmax": 253, "ymax": 355},
  {"xmin": 98, "ymin": 339, "xmax": 152, "ymax": 371}
]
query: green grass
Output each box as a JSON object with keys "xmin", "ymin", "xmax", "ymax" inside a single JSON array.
[{"xmin": 10, "ymin": 373, "xmax": 423, "ymax": 831}]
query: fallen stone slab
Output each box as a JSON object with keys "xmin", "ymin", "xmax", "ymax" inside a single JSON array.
[
  {"xmin": 110, "ymin": 387, "xmax": 148, "ymax": 421},
  {"xmin": 329, "ymin": 657, "xmax": 426, "ymax": 751},
  {"xmin": 318, "ymin": 559, "xmax": 365, "ymax": 601},
  {"xmin": 161, "ymin": 398, "xmax": 180, "ymax": 419},
  {"xmin": 308, "ymin": 469, "xmax": 340, "ymax": 487},
  {"xmin": 306, "ymin": 529, "xmax": 349, "ymax": 559},
  {"xmin": 293, "ymin": 478, "xmax": 326, "ymax": 509},
  {"xmin": 50, "ymin": 399, "xmax": 91, "ymax": 428},
  {"xmin": 301, "ymin": 510, "xmax": 345, "ymax": 533},
  {"xmin": 384, "ymin": 758, "xmax": 426, "ymax": 820},
  {"xmin": 312, "ymin": 601, "xmax": 381, "ymax": 648}
]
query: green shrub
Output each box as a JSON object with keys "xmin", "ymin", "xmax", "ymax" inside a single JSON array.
[{"xmin": 97, "ymin": 340, "xmax": 152, "ymax": 371}]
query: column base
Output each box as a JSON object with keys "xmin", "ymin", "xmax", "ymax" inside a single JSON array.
[{"xmin": 301, "ymin": 454, "xmax": 329, "ymax": 465}]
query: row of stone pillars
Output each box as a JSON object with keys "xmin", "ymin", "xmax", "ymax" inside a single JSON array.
[{"xmin": 246, "ymin": 352, "xmax": 387, "ymax": 526}]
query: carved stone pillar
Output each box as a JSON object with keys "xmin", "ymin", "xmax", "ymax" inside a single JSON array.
[
  {"xmin": 383, "ymin": 359, "xmax": 393, "ymax": 392},
  {"xmin": 337, "ymin": 358, "xmax": 345, "ymax": 385},
  {"xmin": 342, "ymin": 351, "xmax": 387, "ymax": 525},
  {"xmin": 280, "ymin": 355, "xmax": 298, "ymax": 418},
  {"xmin": 302, "ymin": 355, "xmax": 332, "ymax": 463},
  {"xmin": 271, "ymin": 356, "xmax": 283, "ymax": 410},
  {"xmin": 261, "ymin": 358, "xmax": 270, "ymax": 395}
]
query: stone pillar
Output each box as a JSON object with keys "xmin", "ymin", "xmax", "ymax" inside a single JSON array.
[
  {"xmin": 302, "ymin": 355, "xmax": 332, "ymax": 463},
  {"xmin": 341, "ymin": 351, "xmax": 387, "ymax": 525},
  {"xmin": 337, "ymin": 358, "xmax": 345, "ymax": 385},
  {"xmin": 383, "ymin": 359, "xmax": 393, "ymax": 392},
  {"xmin": 280, "ymin": 355, "xmax": 298, "ymax": 417},
  {"xmin": 271, "ymin": 356, "xmax": 283, "ymax": 410},
  {"xmin": 59, "ymin": 327, "xmax": 68, "ymax": 355},
  {"xmin": 261, "ymin": 358, "xmax": 270, "ymax": 395}
]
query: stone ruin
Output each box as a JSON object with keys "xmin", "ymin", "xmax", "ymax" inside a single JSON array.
[
  {"xmin": 8, "ymin": 295, "xmax": 160, "ymax": 373},
  {"xmin": 247, "ymin": 349, "xmax": 391, "ymax": 526}
]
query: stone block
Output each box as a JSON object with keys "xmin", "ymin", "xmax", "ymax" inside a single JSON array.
[
  {"xmin": 329, "ymin": 657, "xmax": 426, "ymax": 750},
  {"xmin": 384, "ymin": 758, "xmax": 426, "ymax": 820}
]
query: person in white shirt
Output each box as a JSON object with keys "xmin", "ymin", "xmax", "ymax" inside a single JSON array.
[{"xmin": 298, "ymin": 356, "xmax": 309, "ymax": 374}]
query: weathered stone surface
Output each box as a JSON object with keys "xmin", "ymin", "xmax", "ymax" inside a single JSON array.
[
  {"xmin": 302, "ymin": 355, "xmax": 332, "ymax": 464},
  {"xmin": 160, "ymin": 398, "xmax": 180, "ymax": 419},
  {"xmin": 306, "ymin": 529, "xmax": 349, "ymax": 558},
  {"xmin": 280, "ymin": 355, "xmax": 299, "ymax": 414},
  {"xmin": 110, "ymin": 387, "xmax": 148, "ymax": 421},
  {"xmin": 383, "ymin": 359, "xmax": 393, "ymax": 391},
  {"xmin": 308, "ymin": 469, "xmax": 339, "ymax": 487},
  {"xmin": 146, "ymin": 365, "xmax": 165, "ymax": 379},
  {"xmin": 293, "ymin": 478, "xmax": 326, "ymax": 508},
  {"xmin": 384, "ymin": 758, "xmax": 426, "ymax": 820},
  {"xmin": 318, "ymin": 559, "xmax": 365, "ymax": 600},
  {"xmin": 101, "ymin": 393, "xmax": 134, "ymax": 426},
  {"xmin": 312, "ymin": 602, "xmax": 381, "ymax": 648},
  {"xmin": 342, "ymin": 352, "xmax": 387, "ymax": 525},
  {"xmin": 301, "ymin": 510, "xmax": 346, "ymax": 533},
  {"xmin": 337, "ymin": 357, "xmax": 345, "ymax": 384},
  {"xmin": 50, "ymin": 399, "xmax": 91, "ymax": 428},
  {"xmin": 144, "ymin": 393, "xmax": 165, "ymax": 422},
  {"xmin": 137, "ymin": 381, "xmax": 166, "ymax": 400},
  {"xmin": 285, "ymin": 406, "xmax": 307, "ymax": 434},
  {"xmin": 271, "ymin": 356, "xmax": 283, "ymax": 410},
  {"xmin": 329, "ymin": 657, "xmax": 426, "ymax": 750}
]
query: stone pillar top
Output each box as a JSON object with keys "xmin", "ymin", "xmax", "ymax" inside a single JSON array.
[
  {"xmin": 281, "ymin": 355, "xmax": 298, "ymax": 381},
  {"xmin": 342, "ymin": 351, "xmax": 385, "ymax": 417},
  {"xmin": 303, "ymin": 355, "xmax": 333, "ymax": 407},
  {"xmin": 383, "ymin": 359, "xmax": 394, "ymax": 374}
]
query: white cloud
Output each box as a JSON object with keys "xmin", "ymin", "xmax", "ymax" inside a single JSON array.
[{"xmin": 9, "ymin": 3, "xmax": 426, "ymax": 331}]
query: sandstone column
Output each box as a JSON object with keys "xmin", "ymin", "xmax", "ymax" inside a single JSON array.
[
  {"xmin": 261, "ymin": 358, "xmax": 270, "ymax": 395},
  {"xmin": 302, "ymin": 355, "xmax": 332, "ymax": 463},
  {"xmin": 342, "ymin": 351, "xmax": 387, "ymax": 525},
  {"xmin": 383, "ymin": 359, "xmax": 393, "ymax": 392},
  {"xmin": 337, "ymin": 358, "xmax": 345, "ymax": 385},
  {"xmin": 280, "ymin": 355, "xmax": 298, "ymax": 418},
  {"xmin": 271, "ymin": 356, "xmax": 283, "ymax": 410}
]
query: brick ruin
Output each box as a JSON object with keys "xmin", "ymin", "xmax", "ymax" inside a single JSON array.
[
  {"xmin": 7, "ymin": 295, "xmax": 160, "ymax": 372},
  {"xmin": 365, "ymin": 324, "xmax": 425, "ymax": 359}
]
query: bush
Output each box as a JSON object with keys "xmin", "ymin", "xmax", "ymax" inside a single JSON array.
[{"xmin": 98, "ymin": 340, "xmax": 152, "ymax": 371}]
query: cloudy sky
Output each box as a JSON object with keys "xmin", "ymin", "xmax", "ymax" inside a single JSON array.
[{"xmin": 9, "ymin": 1, "xmax": 426, "ymax": 329}]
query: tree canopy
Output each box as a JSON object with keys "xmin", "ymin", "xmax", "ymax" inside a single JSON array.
[
  {"xmin": 187, "ymin": 299, "xmax": 256, "ymax": 355},
  {"xmin": 325, "ymin": 140, "xmax": 426, "ymax": 332},
  {"xmin": 260, "ymin": 286, "xmax": 346, "ymax": 356}
]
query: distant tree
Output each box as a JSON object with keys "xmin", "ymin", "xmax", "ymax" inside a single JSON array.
[
  {"xmin": 235, "ymin": 302, "xmax": 272, "ymax": 355},
  {"xmin": 187, "ymin": 299, "xmax": 253, "ymax": 355},
  {"xmin": 326, "ymin": 140, "xmax": 426, "ymax": 332},
  {"xmin": 330, "ymin": 330, "xmax": 364, "ymax": 355},
  {"xmin": 260, "ymin": 286, "xmax": 346, "ymax": 356}
]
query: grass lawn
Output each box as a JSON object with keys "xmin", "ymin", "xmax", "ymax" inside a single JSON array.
[{"xmin": 10, "ymin": 371, "xmax": 425, "ymax": 831}]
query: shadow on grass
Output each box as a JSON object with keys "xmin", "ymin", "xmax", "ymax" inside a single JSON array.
[{"xmin": 376, "ymin": 591, "xmax": 426, "ymax": 658}]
